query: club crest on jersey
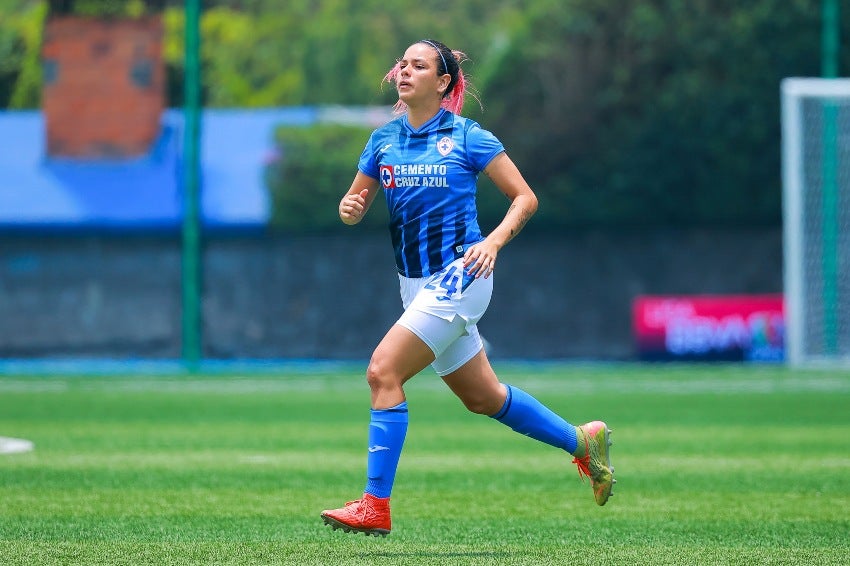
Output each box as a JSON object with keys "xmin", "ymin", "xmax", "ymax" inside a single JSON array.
[
  {"xmin": 379, "ymin": 165, "xmax": 396, "ymax": 189},
  {"xmin": 437, "ymin": 136, "xmax": 454, "ymax": 156}
]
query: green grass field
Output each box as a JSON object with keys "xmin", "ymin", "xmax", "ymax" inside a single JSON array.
[{"xmin": 0, "ymin": 363, "xmax": 848, "ymax": 565}]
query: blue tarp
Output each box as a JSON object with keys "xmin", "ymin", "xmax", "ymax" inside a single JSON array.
[{"xmin": 0, "ymin": 107, "xmax": 319, "ymax": 229}]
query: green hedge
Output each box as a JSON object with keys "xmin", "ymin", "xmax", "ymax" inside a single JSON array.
[{"xmin": 265, "ymin": 124, "xmax": 388, "ymax": 233}]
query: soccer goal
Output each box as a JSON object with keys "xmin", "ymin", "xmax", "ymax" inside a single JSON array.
[{"xmin": 782, "ymin": 78, "xmax": 850, "ymax": 367}]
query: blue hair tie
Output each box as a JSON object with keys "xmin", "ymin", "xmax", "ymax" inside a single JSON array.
[{"xmin": 420, "ymin": 39, "xmax": 448, "ymax": 74}]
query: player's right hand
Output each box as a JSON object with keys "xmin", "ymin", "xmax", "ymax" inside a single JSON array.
[{"xmin": 339, "ymin": 189, "xmax": 369, "ymax": 225}]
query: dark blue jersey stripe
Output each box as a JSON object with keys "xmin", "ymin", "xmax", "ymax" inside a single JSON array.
[
  {"xmin": 402, "ymin": 202, "xmax": 423, "ymax": 276},
  {"xmin": 389, "ymin": 215, "xmax": 405, "ymax": 275},
  {"xmin": 426, "ymin": 207, "xmax": 444, "ymax": 275}
]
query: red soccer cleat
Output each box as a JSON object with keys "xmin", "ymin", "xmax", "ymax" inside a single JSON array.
[{"xmin": 321, "ymin": 493, "xmax": 391, "ymax": 537}]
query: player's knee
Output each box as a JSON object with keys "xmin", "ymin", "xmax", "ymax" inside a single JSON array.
[
  {"xmin": 459, "ymin": 393, "xmax": 500, "ymax": 416},
  {"xmin": 455, "ymin": 384, "xmax": 505, "ymax": 416},
  {"xmin": 462, "ymin": 398, "xmax": 490, "ymax": 415},
  {"xmin": 365, "ymin": 356, "xmax": 398, "ymax": 393}
]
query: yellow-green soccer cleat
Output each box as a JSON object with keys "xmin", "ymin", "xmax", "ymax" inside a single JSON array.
[{"xmin": 572, "ymin": 421, "xmax": 616, "ymax": 505}]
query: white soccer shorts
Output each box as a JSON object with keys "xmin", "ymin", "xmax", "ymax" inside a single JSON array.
[{"xmin": 396, "ymin": 257, "xmax": 493, "ymax": 376}]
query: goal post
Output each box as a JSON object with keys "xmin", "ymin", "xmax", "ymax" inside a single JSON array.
[{"xmin": 781, "ymin": 78, "xmax": 850, "ymax": 367}]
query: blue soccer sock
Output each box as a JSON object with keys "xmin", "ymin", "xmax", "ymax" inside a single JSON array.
[
  {"xmin": 364, "ymin": 401, "xmax": 409, "ymax": 499},
  {"xmin": 490, "ymin": 384, "xmax": 578, "ymax": 453}
]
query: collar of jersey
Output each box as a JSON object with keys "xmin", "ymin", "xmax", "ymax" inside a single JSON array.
[{"xmin": 402, "ymin": 108, "xmax": 452, "ymax": 136}]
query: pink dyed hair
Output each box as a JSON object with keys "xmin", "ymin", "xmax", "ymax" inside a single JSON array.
[{"xmin": 383, "ymin": 43, "xmax": 473, "ymax": 116}]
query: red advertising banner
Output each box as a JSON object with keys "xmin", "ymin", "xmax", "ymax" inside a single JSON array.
[{"xmin": 633, "ymin": 295, "xmax": 785, "ymax": 361}]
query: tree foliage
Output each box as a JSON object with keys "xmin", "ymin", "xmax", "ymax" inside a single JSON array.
[
  {"xmin": 0, "ymin": 0, "xmax": 46, "ymax": 109},
  {"xmin": 0, "ymin": 0, "xmax": 846, "ymax": 228},
  {"xmin": 475, "ymin": 0, "xmax": 834, "ymax": 228}
]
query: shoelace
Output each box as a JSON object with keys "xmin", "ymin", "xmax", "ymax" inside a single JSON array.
[
  {"xmin": 337, "ymin": 499, "xmax": 363, "ymax": 521},
  {"xmin": 572, "ymin": 453, "xmax": 592, "ymax": 481},
  {"xmin": 343, "ymin": 498, "xmax": 383, "ymax": 523},
  {"xmin": 572, "ymin": 432, "xmax": 593, "ymax": 481}
]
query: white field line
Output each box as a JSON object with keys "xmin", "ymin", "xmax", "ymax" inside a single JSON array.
[{"xmin": 0, "ymin": 437, "xmax": 34, "ymax": 455}]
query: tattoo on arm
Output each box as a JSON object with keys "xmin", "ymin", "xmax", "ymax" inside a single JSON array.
[{"xmin": 507, "ymin": 204, "xmax": 531, "ymax": 239}]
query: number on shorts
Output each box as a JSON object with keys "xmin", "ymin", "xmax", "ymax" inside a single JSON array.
[{"xmin": 424, "ymin": 266, "xmax": 459, "ymax": 301}]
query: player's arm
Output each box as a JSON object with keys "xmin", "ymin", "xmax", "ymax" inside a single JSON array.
[
  {"xmin": 463, "ymin": 152, "xmax": 538, "ymax": 278},
  {"xmin": 339, "ymin": 172, "xmax": 380, "ymax": 225},
  {"xmin": 483, "ymin": 152, "xmax": 538, "ymax": 246}
]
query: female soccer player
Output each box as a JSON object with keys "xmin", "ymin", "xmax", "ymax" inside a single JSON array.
[{"xmin": 321, "ymin": 39, "xmax": 615, "ymax": 537}]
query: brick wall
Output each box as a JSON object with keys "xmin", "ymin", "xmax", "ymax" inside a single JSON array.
[{"xmin": 41, "ymin": 16, "xmax": 165, "ymax": 158}]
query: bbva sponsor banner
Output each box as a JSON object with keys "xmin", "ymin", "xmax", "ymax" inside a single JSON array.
[{"xmin": 633, "ymin": 294, "xmax": 784, "ymax": 362}]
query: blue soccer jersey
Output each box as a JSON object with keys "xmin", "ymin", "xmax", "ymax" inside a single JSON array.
[{"xmin": 358, "ymin": 109, "xmax": 505, "ymax": 277}]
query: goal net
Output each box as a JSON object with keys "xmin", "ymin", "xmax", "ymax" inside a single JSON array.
[{"xmin": 782, "ymin": 78, "xmax": 850, "ymax": 367}]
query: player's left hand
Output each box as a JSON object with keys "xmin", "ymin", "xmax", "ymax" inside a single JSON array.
[{"xmin": 463, "ymin": 239, "xmax": 499, "ymax": 279}]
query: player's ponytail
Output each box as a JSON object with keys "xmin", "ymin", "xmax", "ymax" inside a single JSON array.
[
  {"xmin": 384, "ymin": 40, "xmax": 479, "ymax": 116},
  {"xmin": 442, "ymin": 50, "xmax": 467, "ymax": 115}
]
